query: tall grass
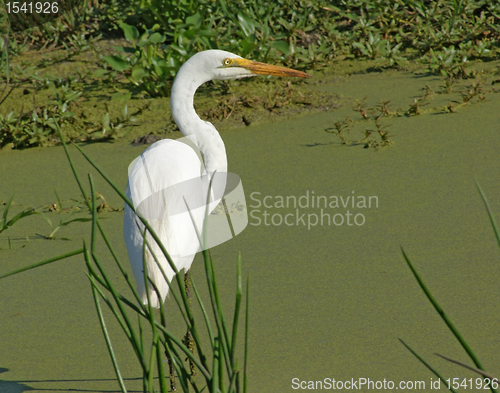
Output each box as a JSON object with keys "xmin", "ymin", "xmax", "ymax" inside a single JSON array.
[
  {"xmin": 0, "ymin": 123, "xmax": 250, "ymax": 392},
  {"xmin": 400, "ymin": 181, "xmax": 500, "ymax": 392}
]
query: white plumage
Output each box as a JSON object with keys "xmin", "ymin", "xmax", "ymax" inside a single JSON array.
[{"xmin": 123, "ymin": 50, "xmax": 309, "ymax": 307}]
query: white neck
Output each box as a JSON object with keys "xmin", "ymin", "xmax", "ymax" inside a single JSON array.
[{"xmin": 171, "ymin": 64, "xmax": 227, "ymax": 176}]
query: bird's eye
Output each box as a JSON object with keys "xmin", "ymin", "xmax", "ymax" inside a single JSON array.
[{"xmin": 223, "ymin": 58, "xmax": 232, "ymax": 66}]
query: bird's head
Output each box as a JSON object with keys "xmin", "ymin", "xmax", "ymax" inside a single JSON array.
[{"xmin": 182, "ymin": 50, "xmax": 310, "ymax": 82}]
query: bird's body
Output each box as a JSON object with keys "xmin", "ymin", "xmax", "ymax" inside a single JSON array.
[
  {"xmin": 124, "ymin": 50, "xmax": 309, "ymax": 307},
  {"xmin": 124, "ymin": 139, "xmax": 203, "ymax": 307}
]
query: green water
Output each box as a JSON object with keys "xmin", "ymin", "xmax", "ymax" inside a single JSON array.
[{"xmin": 1, "ymin": 64, "xmax": 500, "ymax": 392}]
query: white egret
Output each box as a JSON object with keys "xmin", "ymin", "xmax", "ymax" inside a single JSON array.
[{"xmin": 124, "ymin": 49, "xmax": 309, "ymax": 308}]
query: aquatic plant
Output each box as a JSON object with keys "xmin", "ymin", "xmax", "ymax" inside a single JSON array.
[
  {"xmin": 89, "ymin": 0, "xmax": 500, "ymax": 95},
  {"xmin": 325, "ymin": 110, "xmax": 395, "ymax": 150},
  {"xmin": 42, "ymin": 197, "xmax": 91, "ymax": 240},
  {"xmin": 400, "ymin": 183, "xmax": 500, "ymax": 393},
  {"xmin": 0, "ymin": 82, "xmax": 82, "ymax": 148},
  {"xmin": 1, "ymin": 0, "xmax": 499, "ymax": 147},
  {"xmin": 0, "ymin": 193, "xmax": 39, "ymax": 235},
  {"xmin": 0, "ymin": 123, "xmax": 251, "ymax": 392}
]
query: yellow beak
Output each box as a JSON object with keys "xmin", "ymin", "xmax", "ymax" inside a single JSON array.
[{"xmin": 232, "ymin": 58, "xmax": 310, "ymax": 78}]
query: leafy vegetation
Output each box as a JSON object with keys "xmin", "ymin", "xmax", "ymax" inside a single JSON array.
[
  {"xmin": 0, "ymin": 0, "xmax": 499, "ymax": 148},
  {"xmin": 0, "ymin": 193, "xmax": 38, "ymax": 235},
  {"xmin": 0, "ymin": 125, "xmax": 251, "ymax": 392},
  {"xmin": 400, "ymin": 183, "xmax": 500, "ymax": 393},
  {"xmin": 96, "ymin": 0, "xmax": 500, "ymax": 87},
  {"xmin": 1, "ymin": 1, "xmax": 498, "ymax": 390}
]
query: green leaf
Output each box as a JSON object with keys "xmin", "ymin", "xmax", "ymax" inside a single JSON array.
[
  {"xmin": 103, "ymin": 56, "xmax": 130, "ymax": 72},
  {"xmin": 114, "ymin": 46, "xmax": 136, "ymax": 54},
  {"xmin": 92, "ymin": 69, "xmax": 109, "ymax": 78},
  {"xmin": 401, "ymin": 248, "xmax": 491, "ymax": 382},
  {"xmin": 239, "ymin": 39, "xmax": 258, "ymax": 58},
  {"xmin": 148, "ymin": 32, "xmax": 165, "ymax": 44},
  {"xmin": 271, "ymin": 40, "xmax": 290, "ymax": 56},
  {"xmin": 111, "ymin": 92, "xmax": 132, "ymax": 101},
  {"xmin": 131, "ymin": 66, "xmax": 148, "ymax": 82},
  {"xmin": 1, "ymin": 193, "xmax": 15, "ymax": 229},
  {"xmin": 399, "ymin": 339, "xmax": 458, "ymax": 393},
  {"xmin": 0, "ymin": 248, "xmax": 84, "ymax": 279},
  {"xmin": 170, "ymin": 44, "xmax": 188, "ymax": 56},
  {"xmin": 7, "ymin": 209, "xmax": 39, "ymax": 228},
  {"xmin": 185, "ymin": 13, "xmax": 202, "ymax": 28},
  {"xmin": 119, "ymin": 22, "xmax": 139, "ymax": 42},
  {"xmin": 166, "ymin": 56, "xmax": 181, "ymax": 72},
  {"xmin": 476, "ymin": 180, "xmax": 500, "ymax": 250},
  {"xmin": 237, "ymin": 12, "xmax": 256, "ymax": 37},
  {"xmin": 60, "ymin": 217, "xmax": 92, "ymax": 227},
  {"xmin": 197, "ymin": 29, "xmax": 217, "ymax": 37},
  {"xmin": 136, "ymin": 38, "xmax": 149, "ymax": 48}
]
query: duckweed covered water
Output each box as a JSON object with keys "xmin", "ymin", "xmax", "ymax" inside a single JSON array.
[{"xmin": 1, "ymin": 62, "xmax": 500, "ymax": 392}]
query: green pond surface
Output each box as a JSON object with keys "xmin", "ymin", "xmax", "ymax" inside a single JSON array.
[{"xmin": 1, "ymin": 65, "xmax": 500, "ymax": 392}]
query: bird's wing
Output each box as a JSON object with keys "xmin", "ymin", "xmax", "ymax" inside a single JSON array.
[{"xmin": 124, "ymin": 139, "xmax": 209, "ymax": 306}]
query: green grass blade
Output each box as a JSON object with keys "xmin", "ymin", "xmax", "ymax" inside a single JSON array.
[
  {"xmin": 399, "ymin": 339, "xmax": 457, "ymax": 393},
  {"xmin": 59, "ymin": 217, "xmax": 92, "ymax": 226},
  {"xmin": 476, "ymin": 180, "xmax": 500, "ymax": 250},
  {"xmin": 1, "ymin": 193, "xmax": 15, "ymax": 227},
  {"xmin": 72, "ymin": 142, "xmax": 198, "ymax": 326},
  {"xmin": 84, "ymin": 248, "xmax": 138, "ymax": 347},
  {"xmin": 170, "ymin": 352, "xmax": 192, "ymax": 393},
  {"xmin": 89, "ymin": 174, "xmax": 97, "ymax": 254},
  {"xmin": 157, "ymin": 307, "xmax": 177, "ymax": 393},
  {"xmin": 147, "ymin": 335, "xmax": 156, "ymax": 392},
  {"xmin": 192, "ymin": 277, "xmax": 215, "ymax": 348},
  {"xmin": 156, "ymin": 272, "xmax": 209, "ymax": 390},
  {"xmin": 0, "ymin": 248, "xmax": 84, "ymax": 279},
  {"xmin": 141, "ymin": 235, "xmax": 209, "ymax": 373},
  {"xmin": 54, "ymin": 190, "xmax": 63, "ymax": 211},
  {"xmin": 96, "ymin": 219, "xmax": 143, "ymax": 306},
  {"xmin": 0, "ymin": 195, "xmax": 37, "ymax": 234},
  {"xmin": 156, "ymin": 333, "xmax": 168, "ymax": 393},
  {"xmin": 137, "ymin": 215, "xmax": 211, "ymax": 373},
  {"xmin": 147, "ymin": 273, "xmax": 204, "ymax": 392},
  {"xmin": 142, "ymin": 236, "xmax": 188, "ymax": 323},
  {"xmin": 202, "ymin": 249, "xmax": 232, "ymax": 372},
  {"xmin": 82, "ymin": 253, "xmax": 147, "ymax": 318},
  {"xmin": 142, "ymin": 226, "xmax": 157, "ymax": 390},
  {"xmin": 230, "ymin": 252, "xmax": 243, "ymax": 366},
  {"xmin": 85, "ymin": 245, "xmax": 128, "ymax": 393},
  {"xmin": 138, "ymin": 314, "xmax": 144, "ymax": 354},
  {"xmin": 243, "ymin": 275, "xmax": 249, "ymax": 393},
  {"xmin": 436, "ymin": 353, "xmax": 498, "ymax": 380},
  {"xmin": 5, "ymin": 208, "xmax": 39, "ymax": 230},
  {"xmin": 146, "ymin": 276, "xmax": 170, "ymax": 393},
  {"xmin": 91, "ymin": 251, "xmax": 148, "ymax": 373},
  {"xmin": 153, "ymin": 321, "xmax": 211, "ymax": 380},
  {"xmin": 54, "ymin": 122, "xmax": 90, "ymax": 207},
  {"xmin": 401, "ymin": 248, "xmax": 495, "ymax": 392},
  {"xmin": 207, "ymin": 251, "xmax": 233, "ymax": 374},
  {"xmin": 88, "ymin": 279, "xmax": 128, "ymax": 393},
  {"xmin": 86, "ymin": 257, "xmax": 160, "ymax": 392},
  {"xmin": 60, "ymin": 197, "xmax": 84, "ymax": 222},
  {"xmin": 87, "ymin": 270, "xmax": 133, "ymax": 341},
  {"xmin": 72, "ymin": 142, "xmax": 132, "ymax": 209},
  {"xmin": 212, "ymin": 337, "xmax": 220, "ymax": 392},
  {"xmin": 161, "ymin": 327, "xmax": 202, "ymax": 393}
]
